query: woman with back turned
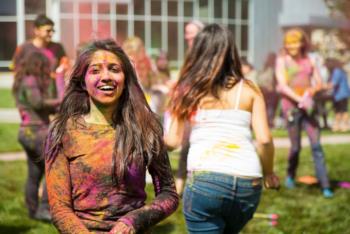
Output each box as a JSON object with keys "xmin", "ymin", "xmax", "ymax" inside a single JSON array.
[{"xmin": 165, "ymin": 24, "xmax": 279, "ymax": 234}]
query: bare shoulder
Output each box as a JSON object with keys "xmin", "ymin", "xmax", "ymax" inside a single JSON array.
[
  {"xmin": 242, "ymin": 79, "xmax": 262, "ymax": 98},
  {"xmin": 238, "ymin": 79, "xmax": 262, "ymax": 112}
]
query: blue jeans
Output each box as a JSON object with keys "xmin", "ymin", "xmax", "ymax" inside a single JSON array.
[
  {"xmin": 183, "ymin": 171, "xmax": 262, "ymax": 234},
  {"xmin": 285, "ymin": 108, "xmax": 330, "ymax": 188}
]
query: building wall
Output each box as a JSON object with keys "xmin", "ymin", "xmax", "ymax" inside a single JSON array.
[
  {"xmin": 279, "ymin": 0, "xmax": 330, "ymax": 27},
  {"xmin": 250, "ymin": 0, "xmax": 283, "ymax": 70},
  {"xmin": 0, "ymin": 0, "xmax": 251, "ymax": 70}
]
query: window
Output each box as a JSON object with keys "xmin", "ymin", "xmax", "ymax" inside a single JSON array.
[
  {"xmin": 199, "ymin": 0, "xmax": 209, "ymax": 18},
  {"xmin": 0, "ymin": 0, "xmax": 16, "ymax": 16},
  {"xmin": 116, "ymin": 4, "xmax": 128, "ymax": 15},
  {"xmin": 0, "ymin": 22, "xmax": 17, "ymax": 60},
  {"xmin": 214, "ymin": 0, "xmax": 222, "ymax": 18},
  {"xmin": 228, "ymin": 0, "xmax": 236, "ymax": 19},
  {"xmin": 25, "ymin": 21, "xmax": 34, "ymax": 40},
  {"xmin": 151, "ymin": 0, "xmax": 161, "ymax": 16},
  {"xmin": 167, "ymin": 22, "xmax": 178, "ymax": 61},
  {"xmin": 97, "ymin": 20, "xmax": 111, "ymax": 39},
  {"xmin": 134, "ymin": 1, "xmax": 145, "ymax": 15},
  {"xmin": 60, "ymin": 19, "xmax": 75, "ymax": 59},
  {"xmin": 168, "ymin": 1, "xmax": 178, "ymax": 17},
  {"xmin": 79, "ymin": 3, "xmax": 92, "ymax": 14},
  {"xmin": 98, "ymin": 3, "xmax": 110, "ymax": 14},
  {"xmin": 61, "ymin": 1, "xmax": 73, "ymax": 13},
  {"xmin": 242, "ymin": 0, "xmax": 249, "ymax": 20},
  {"xmin": 116, "ymin": 20, "xmax": 128, "ymax": 44},
  {"xmin": 241, "ymin": 24, "xmax": 248, "ymax": 51},
  {"xmin": 184, "ymin": 1, "xmax": 193, "ymax": 17},
  {"xmin": 134, "ymin": 21, "xmax": 145, "ymax": 42},
  {"xmin": 151, "ymin": 21, "xmax": 162, "ymax": 50},
  {"xmin": 79, "ymin": 19, "xmax": 93, "ymax": 41},
  {"xmin": 25, "ymin": 0, "xmax": 45, "ymax": 14}
]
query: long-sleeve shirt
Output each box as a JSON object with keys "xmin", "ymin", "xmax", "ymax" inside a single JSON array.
[
  {"xmin": 15, "ymin": 75, "xmax": 60, "ymax": 160},
  {"xmin": 15, "ymin": 75, "xmax": 59, "ymax": 126},
  {"xmin": 46, "ymin": 119, "xmax": 179, "ymax": 234}
]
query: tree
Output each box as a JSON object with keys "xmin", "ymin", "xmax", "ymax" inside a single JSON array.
[{"xmin": 324, "ymin": 0, "xmax": 350, "ymax": 51}]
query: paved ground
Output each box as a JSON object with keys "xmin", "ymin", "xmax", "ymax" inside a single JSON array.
[
  {"xmin": 0, "ymin": 108, "xmax": 20, "ymax": 123},
  {"xmin": 1, "ymin": 134, "xmax": 349, "ymax": 162},
  {"xmin": 1, "ymin": 72, "xmax": 349, "ymax": 161},
  {"xmin": 0, "ymin": 72, "xmax": 14, "ymax": 88}
]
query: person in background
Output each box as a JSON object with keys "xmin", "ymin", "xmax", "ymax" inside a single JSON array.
[
  {"xmin": 154, "ymin": 50, "xmax": 171, "ymax": 86},
  {"xmin": 257, "ymin": 52, "xmax": 279, "ymax": 128},
  {"xmin": 122, "ymin": 36, "xmax": 156, "ymax": 92},
  {"xmin": 184, "ymin": 20, "xmax": 205, "ymax": 50},
  {"xmin": 12, "ymin": 14, "xmax": 69, "ymax": 100},
  {"xmin": 165, "ymin": 24, "xmax": 279, "ymax": 233},
  {"xmin": 309, "ymin": 44, "xmax": 331, "ymax": 129},
  {"xmin": 325, "ymin": 58, "xmax": 350, "ymax": 132},
  {"xmin": 275, "ymin": 28, "xmax": 333, "ymax": 198},
  {"xmin": 45, "ymin": 39, "xmax": 178, "ymax": 234},
  {"xmin": 174, "ymin": 20, "xmax": 205, "ymax": 195},
  {"xmin": 241, "ymin": 57, "xmax": 258, "ymax": 84},
  {"xmin": 13, "ymin": 51, "xmax": 61, "ymax": 222},
  {"xmin": 150, "ymin": 50, "xmax": 172, "ymax": 117}
]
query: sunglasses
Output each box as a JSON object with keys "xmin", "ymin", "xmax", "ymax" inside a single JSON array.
[{"xmin": 45, "ymin": 29, "xmax": 55, "ymax": 33}]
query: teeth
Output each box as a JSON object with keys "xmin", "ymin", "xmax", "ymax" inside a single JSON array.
[{"xmin": 99, "ymin": 85, "xmax": 115, "ymax": 91}]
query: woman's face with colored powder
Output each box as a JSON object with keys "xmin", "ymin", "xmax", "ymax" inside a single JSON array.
[
  {"xmin": 84, "ymin": 50, "xmax": 125, "ymax": 108},
  {"xmin": 285, "ymin": 42, "xmax": 302, "ymax": 57}
]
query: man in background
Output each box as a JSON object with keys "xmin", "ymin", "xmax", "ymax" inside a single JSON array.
[{"xmin": 12, "ymin": 14, "xmax": 68, "ymax": 76}]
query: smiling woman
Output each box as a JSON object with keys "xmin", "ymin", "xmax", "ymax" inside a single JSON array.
[
  {"xmin": 45, "ymin": 39, "xmax": 178, "ymax": 234},
  {"xmin": 84, "ymin": 50, "xmax": 126, "ymax": 125}
]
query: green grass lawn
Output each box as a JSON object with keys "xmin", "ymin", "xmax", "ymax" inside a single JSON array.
[
  {"xmin": 1, "ymin": 145, "xmax": 350, "ymax": 234},
  {"xmin": 0, "ymin": 88, "xmax": 15, "ymax": 108},
  {"xmin": 271, "ymin": 127, "xmax": 350, "ymax": 138},
  {"xmin": 0, "ymin": 123, "xmax": 22, "ymax": 152},
  {"xmin": 0, "ymin": 121, "xmax": 348, "ymax": 153}
]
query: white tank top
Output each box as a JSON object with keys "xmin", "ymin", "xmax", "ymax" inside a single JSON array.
[{"xmin": 187, "ymin": 80, "xmax": 262, "ymax": 177}]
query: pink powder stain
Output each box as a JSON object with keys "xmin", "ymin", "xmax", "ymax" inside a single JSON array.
[{"xmin": 338, "ymin": 181, "xmax": 350, "ymax": 189}]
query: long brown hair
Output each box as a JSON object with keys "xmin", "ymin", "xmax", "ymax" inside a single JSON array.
[
  {"xmin": 12, "ymin": 51, "xmax": 51, "ymax": 96},
  {"xmin": 46, "ymin": 39, "xmax": 165, "ymax": 185},
  {"xmin": 169, "ymin": 23, "xmax": 244, "ymax": 120}
]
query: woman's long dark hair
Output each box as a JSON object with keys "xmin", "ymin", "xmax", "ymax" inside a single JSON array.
[
  {"xmin": 46, "ymin": 39, "xmax": 164, "ymax": 185},
  {"xmin": 12, "ymin": 51, "xmax": 51, "ymax": 96},
  {"xmin": 169, "ymin": 23, "xmax": 244, "ymax": 120}
]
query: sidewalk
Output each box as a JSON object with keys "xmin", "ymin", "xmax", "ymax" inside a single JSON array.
[
  {"xmin": 0, "ymin": 72, "xmax": 14, "ymax": 88},
  {"xmin": 1, "ymin": 134, "xmax": 349, "ymax": 162},
  {"xmin": 0, "ymin": 108, "xmax": 20, "ymax": 123}
]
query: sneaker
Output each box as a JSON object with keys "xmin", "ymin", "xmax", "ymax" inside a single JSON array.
[
  {"xmin": 322, "ymin": 188, "xmax": 334, "ymax": 198},
  {"xmin": 285, "ymin": 176, "xmax": 295, "ymax": 189}
]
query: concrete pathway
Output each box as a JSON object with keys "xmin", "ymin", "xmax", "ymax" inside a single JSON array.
[
  {"xmin": 1, "ymin": 73, "xmax": 349, "ymax": 160},
  {"xmin": 0, "ymin": 108, "xmax": 20, "ymax": 123},
  {"xmin": 0, "ymin": 72, "xmax": 14, "ymax": 88},
  {"xmin": 1, "ymin": 134, "xmax": 349, "ymax": 162}
]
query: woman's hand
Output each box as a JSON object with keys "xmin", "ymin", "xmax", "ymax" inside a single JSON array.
[
  {"xmin": 109, "ymin": 221, "xmax": 136, "ymax": 234},
  {"xmin": 263, "ymin": 172, "xmax": 280, "ymax": 190},
  {"xmin": 298, "ymin": 91, "xmax": 314, "ymax": 112}
]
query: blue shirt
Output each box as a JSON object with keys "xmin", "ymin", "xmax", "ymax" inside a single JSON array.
[{"xmin": 331, "ymin": 68, "xmax": 350, "ymax": 102}]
